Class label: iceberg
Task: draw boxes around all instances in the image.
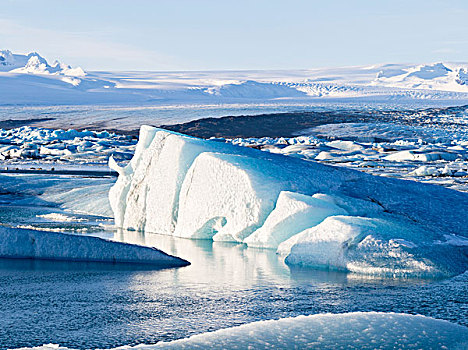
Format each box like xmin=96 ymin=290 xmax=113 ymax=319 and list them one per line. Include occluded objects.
xmin=12 ymin=312 xmax=468 ymax=349
xmin=0 ymin=226 xmax=189 ymax=267
xmin=109 ymin=126 xmax=468 ymax=277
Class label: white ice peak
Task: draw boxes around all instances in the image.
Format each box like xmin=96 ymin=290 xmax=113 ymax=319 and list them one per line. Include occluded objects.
xmin=0 ymin=49 xmax=85 ymax=79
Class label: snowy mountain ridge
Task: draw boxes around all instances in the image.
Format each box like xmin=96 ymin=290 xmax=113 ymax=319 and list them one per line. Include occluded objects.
xmin=0 ymin=49 xmax=468 ymax=105
xmin=373 ymin=62 xmax=468 ymax=92
xmin=0 ymin=49 xmax=86 ymax=86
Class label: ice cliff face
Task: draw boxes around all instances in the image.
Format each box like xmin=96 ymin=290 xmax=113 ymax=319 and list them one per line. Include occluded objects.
xmin=109 ymin=126 xmax=468 ymax=278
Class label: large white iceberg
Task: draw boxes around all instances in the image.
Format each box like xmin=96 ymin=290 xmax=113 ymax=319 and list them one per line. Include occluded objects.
xmin=109 ymin=126 xmax=468 ymax=277
xmin=0 ymin=226 xmax=189 ymax=267
xmin=13 ymin=312 xmax=468 ymax=349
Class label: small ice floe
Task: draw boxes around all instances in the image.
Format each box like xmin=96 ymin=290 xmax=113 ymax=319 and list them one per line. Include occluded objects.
xmin=409 ymin=165 xmax=440 ymax=177
xmin=0 ymin=226 xmax=189 ymax=267
xmin=384 ymin=150 xmax=458 ymax=162
xmin=409 ymin=164 xmax=466 ymax=177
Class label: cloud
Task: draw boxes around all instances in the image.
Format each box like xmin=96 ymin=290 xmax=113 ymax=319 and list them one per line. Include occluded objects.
xmin=0 ymin=19 xmax=185 ymax=70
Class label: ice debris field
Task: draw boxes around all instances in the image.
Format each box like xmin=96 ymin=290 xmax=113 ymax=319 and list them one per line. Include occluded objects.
xmin=0 ymin=127 xmax=135 ymax=166
xmin=108 ymin=126 xmax=468 ymax=278
xmin=12 ymin=312 xmax=468 ymax=349
xmin=226 ymin=125 xmax=468 ymax=193
xmin=1 ymin=106 xmax=468 ymax=191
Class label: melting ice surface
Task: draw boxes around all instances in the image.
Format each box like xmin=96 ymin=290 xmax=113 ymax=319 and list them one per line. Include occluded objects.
xmin=110 ymin=126 xmax=468 ymax=278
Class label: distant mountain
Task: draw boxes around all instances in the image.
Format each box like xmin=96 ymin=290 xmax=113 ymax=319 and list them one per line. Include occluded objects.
xmin=0 ymin=49 xmax=85 ymax=85
xmin=373 ymin=62 xmax=468 ymax=92
xmin=0 ymin=49 xmax=467 ymax=105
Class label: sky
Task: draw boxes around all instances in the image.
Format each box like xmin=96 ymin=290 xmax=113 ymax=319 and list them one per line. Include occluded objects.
xmin=1 ymin=0 xmax=467 ymax=71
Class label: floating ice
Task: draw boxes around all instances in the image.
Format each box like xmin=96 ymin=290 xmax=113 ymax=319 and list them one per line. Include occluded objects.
xmin=384 ymin=149 xmax=458 ymax=162
xmin=281 ymin=215 xmax=465 ymax=277
xmin=226 ymin=120 xmax=468 ymax=192
xmin=0 ymin=226 xmax=189 ymax=267
xmin=0 ymin=126 xmax=135 ymax=165
xmin=12 ymin=312 xmax=468 ymax=349
xmin=110 ymin=126 xmax=468 ymax=277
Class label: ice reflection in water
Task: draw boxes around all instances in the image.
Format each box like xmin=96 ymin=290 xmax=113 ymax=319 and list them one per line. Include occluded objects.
xmin=0 ymin=227 xmax=467 ymax=349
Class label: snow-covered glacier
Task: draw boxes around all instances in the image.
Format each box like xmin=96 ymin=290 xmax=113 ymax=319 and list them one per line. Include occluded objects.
xmin=1 ymin=49 xmax=468 ymax=107
xmin=109 ymin=126 xmax=468 ymax=278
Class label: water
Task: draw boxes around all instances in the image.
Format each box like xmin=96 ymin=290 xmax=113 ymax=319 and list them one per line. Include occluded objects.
xmin=0 ymin=229 xmax=467 ymax=349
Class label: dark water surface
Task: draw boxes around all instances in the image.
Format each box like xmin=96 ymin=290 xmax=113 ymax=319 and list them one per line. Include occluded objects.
xmin=0 ymin=230 xmax=467 ymax=349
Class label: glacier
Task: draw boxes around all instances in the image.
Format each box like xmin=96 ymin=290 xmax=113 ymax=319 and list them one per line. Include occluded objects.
xmin=11 ymin=313 xmax=468 ymax=349
xmin=0 ymin=226 xmax=189 ymax=267
xmin=1 ymin=50 xmax=468 ymax=109
xmin=109 ymin=126 xmax=468 ymax=278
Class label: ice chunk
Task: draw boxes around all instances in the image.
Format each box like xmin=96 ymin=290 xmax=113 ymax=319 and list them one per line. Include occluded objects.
xmin=17 ymin=312 xmax=468 ymax=349
xmin=384 ymin=150 xmax=458 ymax=162
xmin=326 ymin=140 xmax=366 ymax=152
xmin=0 ymin=226 xmax=189 ymax=267
xmin=244 ymin=192 xmax=347 ymax=249
xmin=409 ymin=165 xmax=439 ymax=177
xmin=282 ymin=216 xmax=467 ymax=277
xmin=110 ymin=127 xmax=258 ymax=235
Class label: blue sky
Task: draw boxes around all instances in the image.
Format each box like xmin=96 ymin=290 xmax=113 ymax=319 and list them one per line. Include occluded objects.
xmin=1 ymin=0 xmax=467 ymax=71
